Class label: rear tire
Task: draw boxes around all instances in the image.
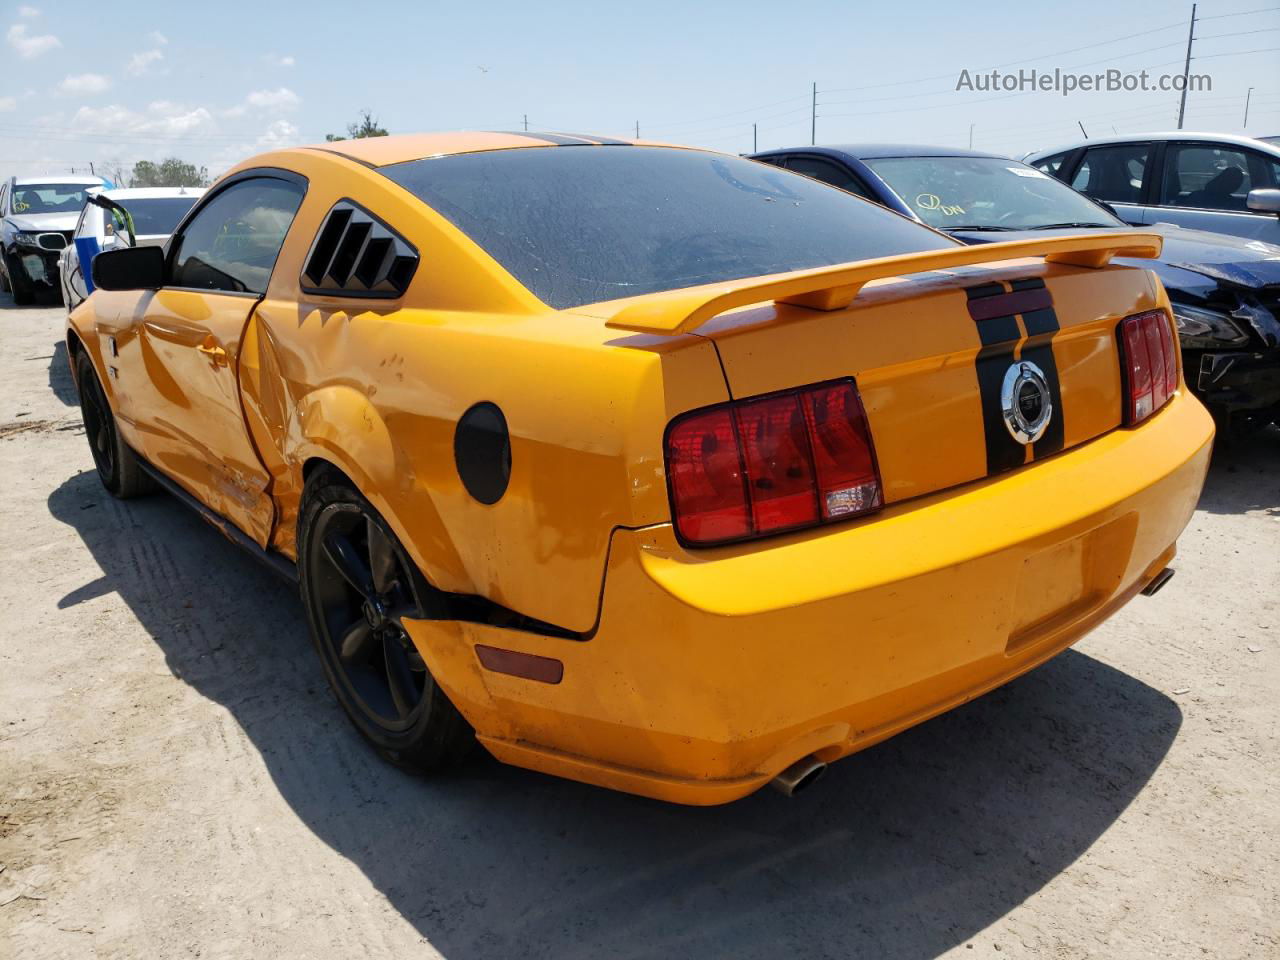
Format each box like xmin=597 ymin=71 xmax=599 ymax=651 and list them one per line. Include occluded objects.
xmin=297 ymin=468 xmax=474 ymax=773
xmin=74 ymin=350 xmax=156 ymax=498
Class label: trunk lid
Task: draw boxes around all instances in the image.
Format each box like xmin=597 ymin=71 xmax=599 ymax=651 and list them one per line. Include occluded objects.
xmin=598 ymin=234 xmax=1166 ymax=505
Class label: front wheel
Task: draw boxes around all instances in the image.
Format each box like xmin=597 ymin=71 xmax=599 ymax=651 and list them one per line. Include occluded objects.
xmin=74 ymin=350 xmax=156 ymax=498
xmin=297 ymin=469 xmax=473 ymax=772
xmin=4 ymin=252 xmax=34 ymax=305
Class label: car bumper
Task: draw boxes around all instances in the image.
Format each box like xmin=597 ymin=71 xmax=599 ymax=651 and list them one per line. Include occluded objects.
xmin=1194 ymin=350 xmax=1280 ymax=413
xmin=10 ymin=246 xmax=62 ymax=288
xmin=405 ymin=391 xmax=1215 ymax=805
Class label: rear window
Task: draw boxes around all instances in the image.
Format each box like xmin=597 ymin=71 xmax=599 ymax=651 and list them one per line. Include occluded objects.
xmin=117 ymin=196 xmax=200 ymax=236
xmin=379 ymin=146 xmax=956 ymax=309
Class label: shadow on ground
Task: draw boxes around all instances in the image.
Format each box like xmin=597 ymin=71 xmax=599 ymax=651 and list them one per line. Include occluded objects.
xmin=49 ymin=469 xmax=1182 ymax=959
xmin=1199 ymin=424 xmax=1280 ymax=516
xmin=47 ymin=339 xmax=76 ymax=407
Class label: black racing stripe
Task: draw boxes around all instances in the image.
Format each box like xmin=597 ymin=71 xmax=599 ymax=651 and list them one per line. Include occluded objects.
xmin=976 ymin=341 xmax=1029 ymax=474
xmin=1020 ymin=306 xmax=1065 ymax=456
xmin=976 ymin=314 xmax=1020 ymax=346
xmin=494 ymin=131 xmax=598 ymax=145
xmin=1009 ymin=277 xmax=1046 ymax=292
xmin=1021 ymin=306 xmax=1059 ymax=338
xmin=966 ymin=282 xmax=1006 ymax=302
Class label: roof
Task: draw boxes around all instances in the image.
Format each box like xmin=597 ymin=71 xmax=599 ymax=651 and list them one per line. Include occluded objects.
xmin=1025 ymin=131 xmax=1280 ymax=160
xmin=11 ymin=174 xmax=104 ymax=186
xmin=303 ymin=131 xmax=648 ymax=167
xmin=98 ymin=186 xmax=207 ymax=200
xmin=753 ymin=143 xmax=1013 ymax=161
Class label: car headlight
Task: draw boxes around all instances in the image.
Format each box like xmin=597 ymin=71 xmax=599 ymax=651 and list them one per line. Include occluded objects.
xmin=1171 ymin=303 xmax=1249 ymax=349
xmin=14 ymin=231 xmax=45 ymax=248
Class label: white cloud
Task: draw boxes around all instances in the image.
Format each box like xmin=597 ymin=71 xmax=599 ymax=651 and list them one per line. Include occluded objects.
xmin=245 ymin=87 xmax=299 ymax=110
xmin=263 ymin=53 xmax=295 ymax=67
xmin=7 ymin=23 xmax=60 ymax=58
xmin=126 ymin=49 xmax=164 ymax=76
xmin=0 ymin=96 xmax=15 ymax=112
xmin=17 ymin=6 xmax=39 ymax=18
xmin=58 ymin=73 xmax=111 ymax=95
xmin=69 ymin=101 xmax=218 ymax=139
xmin=256 ymin=119 xmax=301 ymax=149
xmin=148 ymin=30 xmax=168 ymax=45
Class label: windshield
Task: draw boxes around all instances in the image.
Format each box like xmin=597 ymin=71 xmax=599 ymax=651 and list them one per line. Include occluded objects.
xmin=115 ymin=196 xmax=200 ymax=236
xmin=863 ymin=156 xmax=1121 ymax=231
xmin=10 ymin=183 xmax=95 ymax=215
xmin=380 ymin=146 xmax=956 ymax=309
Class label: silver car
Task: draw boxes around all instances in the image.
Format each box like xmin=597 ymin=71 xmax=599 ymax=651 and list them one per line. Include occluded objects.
xmin=1024 ymin=133 xmax=1280 ymax=243
xmin=0 ymin=175 xmax=104 ymax=304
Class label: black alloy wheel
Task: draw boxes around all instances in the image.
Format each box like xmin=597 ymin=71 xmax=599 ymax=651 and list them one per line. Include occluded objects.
xmin=298 ymin=472 xmax=473 ymax=771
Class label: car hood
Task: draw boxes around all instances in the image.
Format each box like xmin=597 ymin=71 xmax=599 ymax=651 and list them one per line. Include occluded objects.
xmin=948 ymin=224 xmax=1280 ymax=292
xmin=5 ymin=211 xmax=78 ymax=232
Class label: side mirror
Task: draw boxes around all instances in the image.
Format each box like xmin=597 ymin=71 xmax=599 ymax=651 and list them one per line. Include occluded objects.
xmin=1246 ymin=187 xmax=1280 ymax=214
xmin=92 ymin=245 xmax=165 ymax=291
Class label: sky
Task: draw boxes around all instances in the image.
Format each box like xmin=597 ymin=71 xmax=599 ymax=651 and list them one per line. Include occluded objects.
xmin=1 ymin=0 xmax=1278 ymax=182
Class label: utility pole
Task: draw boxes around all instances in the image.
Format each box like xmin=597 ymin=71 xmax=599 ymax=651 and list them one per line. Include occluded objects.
xmin=968 ymin=123 xmax=974 ymax=149
xmin=523 ymin=114 xmax=528 ymax=131
xmin=89 ymin=161 xmax=95 ymax=176
xmin=1177 ymin=4 xmax=1197 ymax=130
xmin=1078 ymin=120 xmax=1089 ymax=139
xmin=753 ymin=123 xmax=758 ymax=153
xmin=811 ymin=82 xmax=817 ymax=146
xmin=1244 ymin=86 xmax=1254 ymax=128
xmin=635 ymin=120 xmax=639 ymax=139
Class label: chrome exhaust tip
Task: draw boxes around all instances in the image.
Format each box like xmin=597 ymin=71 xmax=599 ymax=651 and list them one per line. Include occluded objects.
xmin=1141 ymin=567 xmax=1176 ymax=597
xmin=770 ymin=755 xmax=828 ymax=797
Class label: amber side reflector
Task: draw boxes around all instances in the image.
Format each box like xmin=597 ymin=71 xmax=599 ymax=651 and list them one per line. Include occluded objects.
xmin=475 ymin=645 xmax=564 ymax=684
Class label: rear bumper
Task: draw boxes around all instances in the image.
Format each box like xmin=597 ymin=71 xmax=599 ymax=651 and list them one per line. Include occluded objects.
xmin=405 ymin=391 xmax=1214 ymax=804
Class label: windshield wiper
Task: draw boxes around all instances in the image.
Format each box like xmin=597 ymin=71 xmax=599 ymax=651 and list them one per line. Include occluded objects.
xmin=942 ymin=224 xmax=1018 ymax=232
xmin=1027 ymin=221 xmax=1112 ymax=230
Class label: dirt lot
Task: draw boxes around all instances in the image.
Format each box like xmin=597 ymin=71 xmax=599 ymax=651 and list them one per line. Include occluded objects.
xmin=1 ymin=293 xmax=1277 ymax=960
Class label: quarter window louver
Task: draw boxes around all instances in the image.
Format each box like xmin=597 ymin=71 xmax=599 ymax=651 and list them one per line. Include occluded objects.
xmin=301 ymin=200 xmax=418 ymax=298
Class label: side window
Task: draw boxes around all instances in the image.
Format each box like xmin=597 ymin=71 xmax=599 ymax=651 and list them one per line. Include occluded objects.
xmin=1161 ymin=144 xmax=1253 ymax=210
xmin=1032 ymin=152 xmax=1070 ymax=179
xmin=170 ymin=177 xmax=304 ymax=294
xmin=1071 ymin=144 xmax=1150 ymax=204
xmin=785 ymin=156 xmax=874 ymax=200
xmin=300 ymin=200 xmax=419 ymax=298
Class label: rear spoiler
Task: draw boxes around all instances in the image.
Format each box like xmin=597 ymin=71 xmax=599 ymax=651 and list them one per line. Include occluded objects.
xmin=604 ymin=231 xmax=1162 ymax=336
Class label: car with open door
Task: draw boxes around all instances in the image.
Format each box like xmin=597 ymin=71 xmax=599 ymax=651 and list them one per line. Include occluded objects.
xmin=752 ymin=143 xmax=1280 ymax=434
xmin=68 ymin=132 xmax=1213 ymax=804
xmin=59 ymin=186 xmax=205 ymax=314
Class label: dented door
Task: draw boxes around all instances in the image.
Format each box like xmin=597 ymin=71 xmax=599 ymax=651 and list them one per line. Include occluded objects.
xmin=124 ymin=173 xmax=306 ymax=545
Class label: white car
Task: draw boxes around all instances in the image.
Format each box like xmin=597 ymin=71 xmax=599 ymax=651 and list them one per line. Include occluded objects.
xmin=1023 ymin=132 xmax=1280 ymax=243
xmin=59 ymin=186 xmax=205 ymax=312
xmin=1 ymin=175 xmax=103 ymax=304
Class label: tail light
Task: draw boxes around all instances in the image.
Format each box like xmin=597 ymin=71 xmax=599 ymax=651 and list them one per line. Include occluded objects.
xmin=665 ymin=379 xmax=881 ymax=547
xmin=1119 ymin=310 xmax=1179 ymax=425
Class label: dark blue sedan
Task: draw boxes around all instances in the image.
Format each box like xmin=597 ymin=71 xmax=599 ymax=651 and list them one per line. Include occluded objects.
xmin=750 ymin=144 xmax=1280 ymax=433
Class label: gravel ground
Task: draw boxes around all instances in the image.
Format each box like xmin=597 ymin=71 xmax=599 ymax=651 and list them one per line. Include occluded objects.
xmin=1 ymin=294 xmax=1277 ymax=960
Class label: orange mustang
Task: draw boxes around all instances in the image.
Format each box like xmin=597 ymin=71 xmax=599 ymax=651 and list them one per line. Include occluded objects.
xmin=69 ymin=132 xmax=1213 ymax=804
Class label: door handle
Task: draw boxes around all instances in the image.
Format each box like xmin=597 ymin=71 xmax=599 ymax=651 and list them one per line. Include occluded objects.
xmin=197 ymin=338 xmax=228 ymax=366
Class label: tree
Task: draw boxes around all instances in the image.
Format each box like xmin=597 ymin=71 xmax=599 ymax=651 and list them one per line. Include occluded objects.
xmin=325 ymin=110 xmax=388 ymax=142
xmin=129 ymin=157 xmax=210 ymax=188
